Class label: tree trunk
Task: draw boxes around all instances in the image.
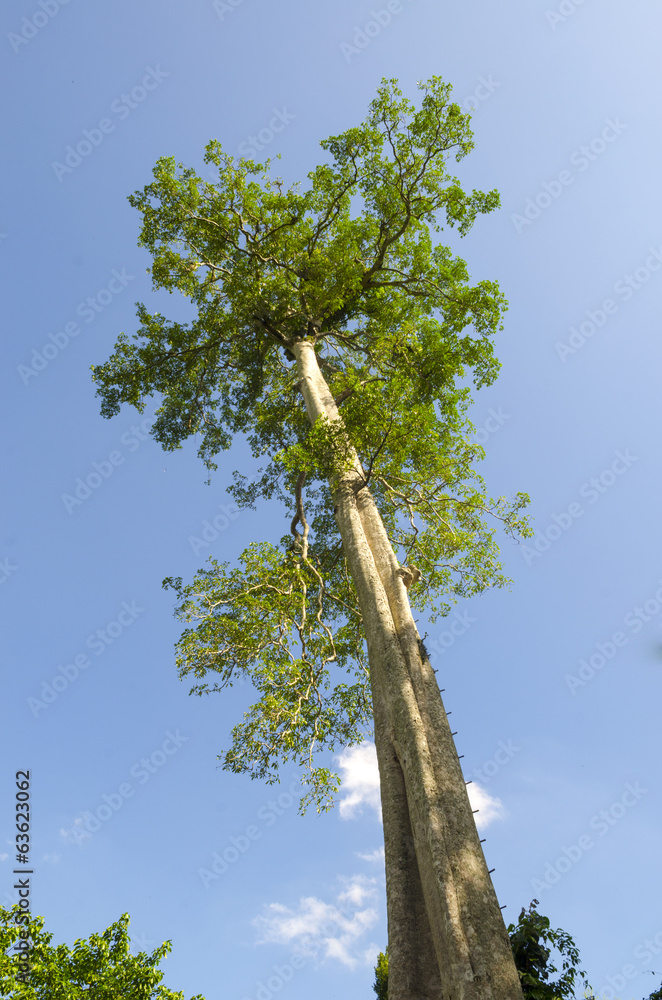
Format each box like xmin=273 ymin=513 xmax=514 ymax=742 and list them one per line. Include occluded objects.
xmin=293 ymin=340 xmax=523 ymax=1000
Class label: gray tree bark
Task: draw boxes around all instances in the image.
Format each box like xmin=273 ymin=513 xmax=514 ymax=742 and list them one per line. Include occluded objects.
xmin=293 ymin=340 xmax=523 ymax=1000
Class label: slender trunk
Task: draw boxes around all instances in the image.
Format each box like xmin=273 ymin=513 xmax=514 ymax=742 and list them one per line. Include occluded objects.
xmin=293 ymin=341 xmax=523 ymax=1000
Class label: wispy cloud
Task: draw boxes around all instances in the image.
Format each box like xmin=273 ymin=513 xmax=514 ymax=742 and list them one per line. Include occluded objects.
xmin=253 ymin=875 xmax=381 ymax=968
xmin=357 ymin=846 xmax=385 ymax=864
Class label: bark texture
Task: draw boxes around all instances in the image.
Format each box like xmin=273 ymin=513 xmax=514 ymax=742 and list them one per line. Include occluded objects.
xmin=294 ymin=340 xmax=523 ymax=1000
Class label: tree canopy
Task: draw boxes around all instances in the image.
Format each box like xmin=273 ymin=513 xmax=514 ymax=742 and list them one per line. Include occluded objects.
xmin=92 ymin=76 xmax=530 ymax=813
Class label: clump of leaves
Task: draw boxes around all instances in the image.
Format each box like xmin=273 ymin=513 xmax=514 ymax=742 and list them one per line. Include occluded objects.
xmin=508 ymin=900 xmax=592 ymax=1000
xmin=372 ymin=948 xmax=388 ymax=1000
xmin=0 ymin=906 xmax=204 ymax=999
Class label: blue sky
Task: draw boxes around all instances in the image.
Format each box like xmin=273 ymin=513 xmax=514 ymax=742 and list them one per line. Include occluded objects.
xmin=2 ymin=1 xmax=662 ymax=998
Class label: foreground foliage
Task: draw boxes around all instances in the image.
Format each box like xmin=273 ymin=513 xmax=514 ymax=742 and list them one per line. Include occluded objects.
xmin=507 ymin=901 xmax=590 ymax=1000
xmin=0 ymin=908 xmax=203 ymax=1000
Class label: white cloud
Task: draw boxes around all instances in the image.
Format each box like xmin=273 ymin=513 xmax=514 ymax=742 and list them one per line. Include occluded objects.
xmin=253 ymin=875 xmax=380 ymax=968
xmin=467 ymin=782 xmax=506 ymax=830
xmin=336 ymin=743 xmax=381 ymax=820
xmin=337 ymin=877 xmax=376 ymax=909
xmin=357 ymin=846 xmax=384 ymax=864
xmin=336 ymin=743 xmax=506 ymax=832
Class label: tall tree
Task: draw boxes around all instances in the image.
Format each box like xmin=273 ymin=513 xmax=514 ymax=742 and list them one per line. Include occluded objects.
xmin=92 ymin=76 xmax=530 ymax=1000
